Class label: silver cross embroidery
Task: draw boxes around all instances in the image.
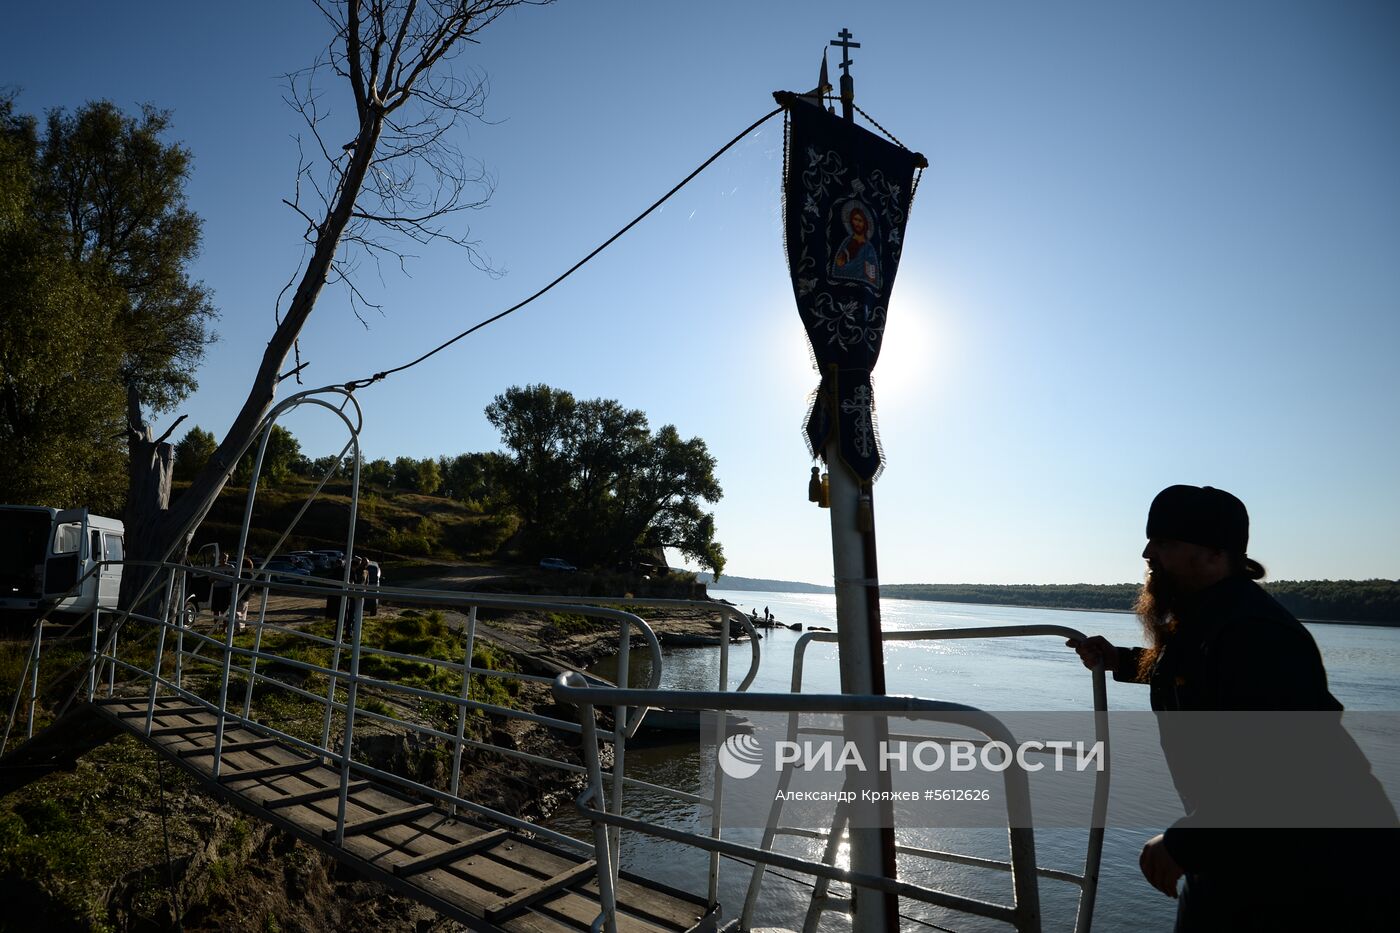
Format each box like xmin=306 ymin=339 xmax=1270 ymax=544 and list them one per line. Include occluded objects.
xmin=841 ymin=384 xmax=875 ymax=458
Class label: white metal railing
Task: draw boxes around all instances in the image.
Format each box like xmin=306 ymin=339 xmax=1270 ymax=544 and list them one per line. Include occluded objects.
xmin=549 ymin=625 xmax=1110 ymax=933
xmin=1 ymin=385 xmax=767 ymax=923
xmin=744 ymin=625 xmax=1110 ymax=933
xmin=553 ymin=675 xmax=1056 ymax=933
xmin=1 ymin=558 xmax=769 ymax=865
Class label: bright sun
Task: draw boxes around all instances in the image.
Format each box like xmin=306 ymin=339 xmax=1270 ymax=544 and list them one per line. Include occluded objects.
xmin=770 ymin=276 xmax=946 ymax=410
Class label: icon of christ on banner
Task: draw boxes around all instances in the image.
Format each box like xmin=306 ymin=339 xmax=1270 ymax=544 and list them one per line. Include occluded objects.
xmin=830 ymin=199 xmax=882 ymax=291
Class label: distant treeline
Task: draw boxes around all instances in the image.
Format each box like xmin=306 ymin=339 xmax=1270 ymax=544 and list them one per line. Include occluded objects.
xmin=698 ymin=573 xmax=834 ymax=594
xmin=880 ymin=581 xmax=1400 ymax=625
xmin=881 ymin=583 xmax=1138 ymax=612
xmin=709 ymin=576 xmax=1400 ymax=625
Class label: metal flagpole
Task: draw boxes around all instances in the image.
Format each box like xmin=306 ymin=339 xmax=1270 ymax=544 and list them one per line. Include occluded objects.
xmin=825 ymin=28 xmax=900 ymax=933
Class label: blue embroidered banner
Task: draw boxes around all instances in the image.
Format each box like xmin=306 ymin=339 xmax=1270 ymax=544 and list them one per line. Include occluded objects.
xmin=783 ymin=98 xmax=920 ymax=481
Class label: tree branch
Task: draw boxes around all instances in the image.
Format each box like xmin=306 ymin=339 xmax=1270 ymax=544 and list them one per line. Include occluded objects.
xmin=153 ymin=414 xmax=188 ymax=446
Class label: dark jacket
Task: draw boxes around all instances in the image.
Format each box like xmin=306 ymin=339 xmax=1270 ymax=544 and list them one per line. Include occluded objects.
xmin=1112 ymin=575 xmax=1341 ymax=712
xmin=1112 ymin=576 xmax=1396 ymax=926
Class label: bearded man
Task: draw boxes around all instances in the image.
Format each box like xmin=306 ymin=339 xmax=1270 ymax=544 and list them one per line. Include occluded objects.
xmin=1069 ymin=484 xmax=1395 ymax=931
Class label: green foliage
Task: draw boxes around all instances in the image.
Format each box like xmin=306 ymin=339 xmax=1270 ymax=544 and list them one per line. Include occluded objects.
xmin=363 ymin=457 xmax=394 ymax=487
xmin=436 ymin=451 xmax=511 ymax=510
xmin=191 ymin=474 xmax=513 ymax=561
xmin=34 ymin=99 xmax=217 ymax=415
xmin=485 ymin=384 xmax=725 ymax=575
xmin=0 ymin=99 xmax=127 ymax=511
xmin=879 ymin=580 xmax=1400 ymax=624
xmin=174 ymin=425 xmax=218 ymax=481
xmin=468 ymin=641 xmax=520 ymax=711
xmin=0 ymin=734 xmax=177 ymax=926
xmin=0 ymin=94 xmax=217 ymax=510
xmin=1263 ymin=579 xmax=1400 ymax=624
xmin=393 ymin=456 xmax=420 ymax=490
xmin=540 ymin=611 xmax=613 ymax=637
xmin=416 ymin=458 xmax=442 ymax=495
xmin=372 ymin=515 xmax=443 ymax=556
xmin=881 ymin=583 xmax=1142 ymax=612
xmin=233 ymin=424 xmax=303 ymax=488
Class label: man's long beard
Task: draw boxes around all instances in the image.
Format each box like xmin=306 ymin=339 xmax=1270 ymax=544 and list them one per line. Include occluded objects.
xmin=1133 ymin=569 xmax=1180 ymax=677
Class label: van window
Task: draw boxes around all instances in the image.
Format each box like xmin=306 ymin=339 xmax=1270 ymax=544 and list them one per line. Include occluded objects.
xmin=53 ymin=523 xmax=82 ymax=554
xmin=92 ymin=530 xmax=102 ymax=562
xmin=104 ymin=534 xmax=124 ymax=561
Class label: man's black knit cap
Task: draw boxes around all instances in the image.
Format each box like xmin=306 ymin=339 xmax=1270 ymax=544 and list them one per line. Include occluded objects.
xmin=1146 ymin=485 xmax=1249 ymax=552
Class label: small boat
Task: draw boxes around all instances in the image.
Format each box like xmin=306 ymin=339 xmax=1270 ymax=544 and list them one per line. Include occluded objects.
xmin=634 ymin=708 xmax=753 ymax=736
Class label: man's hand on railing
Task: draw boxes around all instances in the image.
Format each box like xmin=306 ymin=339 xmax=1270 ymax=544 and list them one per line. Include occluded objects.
xmin=1065 ymin=635 xmax=1117 ymax=672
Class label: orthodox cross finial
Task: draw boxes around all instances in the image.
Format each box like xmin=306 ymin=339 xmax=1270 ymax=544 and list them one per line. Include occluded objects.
xmin=830 ymin=28 xmax=860 ymax=78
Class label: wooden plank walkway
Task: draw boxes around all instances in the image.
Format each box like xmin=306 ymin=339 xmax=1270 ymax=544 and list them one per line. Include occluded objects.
xmin=91 ymin=696 xmax=719 ymax=933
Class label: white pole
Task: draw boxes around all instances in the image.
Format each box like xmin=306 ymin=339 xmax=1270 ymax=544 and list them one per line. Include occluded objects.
xmin=825 ymin=432 xmax=898 ymax=933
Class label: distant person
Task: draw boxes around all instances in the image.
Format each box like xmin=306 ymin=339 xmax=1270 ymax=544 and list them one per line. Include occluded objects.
xmin=235 ymin=556 xmax=254 ymax=629
xmin=363 ymin=558 xmax=381 ymax=616
xmin=1068 ymin=485 xmax=1396 ymax=930
xmin=210 ymin=553 xmax=234 ymax=617
xmin=327 ymin=556 xmax=371 ymax=632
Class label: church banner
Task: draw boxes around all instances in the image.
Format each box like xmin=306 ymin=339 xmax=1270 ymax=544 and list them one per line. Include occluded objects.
xmin=782 ymin=97 xmax=920 ymax=481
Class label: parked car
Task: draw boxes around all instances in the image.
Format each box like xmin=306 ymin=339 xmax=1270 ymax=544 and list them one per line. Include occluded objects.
xmin=273 ymin=554 xmax=315 ymax=573
xmin=539 ymin=557 xmax=578 ymax=572
xmin=262 ymin=557 xmax=310 ymax=576
xmin=289 ymin=550 xmax=329 ymax=569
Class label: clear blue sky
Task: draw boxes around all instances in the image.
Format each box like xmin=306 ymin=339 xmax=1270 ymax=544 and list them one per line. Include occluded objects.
xmin=6 ymin=1 xmax=1398 ymax=585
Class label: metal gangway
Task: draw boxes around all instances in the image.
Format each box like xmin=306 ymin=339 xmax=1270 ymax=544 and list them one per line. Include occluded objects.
xmin=1 ymin=384 xmax=767 ymax=932
xmin=2 ymin=558 xmax=764 ymax=932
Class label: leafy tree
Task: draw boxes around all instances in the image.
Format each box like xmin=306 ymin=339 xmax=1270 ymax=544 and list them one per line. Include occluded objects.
xmin=0 ymin=100 xmax=127 ymax=511
xmin=28 ymin=101 xmax=218 ymax=573
xmin=416 ymin=458 xmax=443 ymax=496
xmin=232 ymin=424 xmax=302 ymax=488
xmin=173 ymin=426 xmax=218 ymax=481
xmin=484 ymin=384 xmax=578 ymax=529
xmin=486 ymin=384 xmax=725 ymax=575
xmin=438 ymin=451 xmax=509 ymax=508
xmin=35 ymin=102 xmax=217 ymax=414
xmin=115 ymin=0 xmax=543 ymax=599
xmin=309 ymin=453 xmax=354 ymax=478
xmin=363 ymin=458 xmax=394 ymax=487
xmin=393 ymin=456 xmax=421 ymax=490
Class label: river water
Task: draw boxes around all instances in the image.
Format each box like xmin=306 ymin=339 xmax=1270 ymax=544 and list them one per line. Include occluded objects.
xmin=552 ymin=590 xmax=1400 ymax=932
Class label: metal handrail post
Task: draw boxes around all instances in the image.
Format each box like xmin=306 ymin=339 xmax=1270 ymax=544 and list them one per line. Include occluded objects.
xmin=567 ymin=672 xmax=619 ymax=933
xmin=608 ymin=617 xmax=632 ymax=889
xmin=107 ymin=622 xmax=117 ymax=698
xmin=708 ymin=605 xmax=731 ymax=907
xmin=211 ymin=569 xmax=245 ymax=780
xmin=175 ymin=571 xmax=187 ymax=690
xmin=450 ymin=606 xmax=478 ymax=817
xmin=1074 ymin=666 xmax=1110 ymax=933
xmin=334 ymin=596 xmax=367 ymax=847
xmin=322 ymin=586 xmax=351 ymax=752
xmin=89 ymin=608 xmax=100 ymax=700
xmin=26 ymin=618 xmax=43 ymax=739
xmin=144 ymin=569 xmax=178 ymax=734
xmin=242 ymin=582 xmax=273 ymax=720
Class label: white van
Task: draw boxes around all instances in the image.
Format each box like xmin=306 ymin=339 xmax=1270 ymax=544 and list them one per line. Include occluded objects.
xmin=0 ymin=506 xmax=125 ymax=614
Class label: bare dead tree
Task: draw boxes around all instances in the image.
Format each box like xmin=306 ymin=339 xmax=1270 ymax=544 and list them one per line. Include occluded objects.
xmin=124 ymin=0 xmax=547 ymax=600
